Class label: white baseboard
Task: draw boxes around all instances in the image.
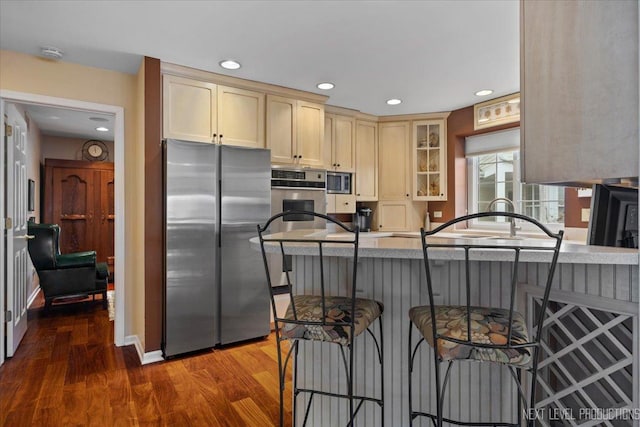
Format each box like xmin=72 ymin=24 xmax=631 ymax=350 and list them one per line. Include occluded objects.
xmin=124 ymin=334 xmax=164 ymax=365
xmin=27 ymin=287 xmax=40 ymax=308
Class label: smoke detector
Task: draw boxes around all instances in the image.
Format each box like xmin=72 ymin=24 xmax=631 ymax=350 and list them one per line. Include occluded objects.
xmin=40 ymin=46 xmax=64 ymax=60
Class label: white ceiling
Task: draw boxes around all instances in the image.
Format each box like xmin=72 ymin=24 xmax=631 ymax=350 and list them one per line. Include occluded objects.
xmin=0 ymin=0 xmax=519 ymax=134
xmin=21 ymin=104 xmax=115 ymax=140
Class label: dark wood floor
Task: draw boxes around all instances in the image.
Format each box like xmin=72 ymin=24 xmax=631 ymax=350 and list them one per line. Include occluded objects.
xmin=0 ymin=293 xmax=292 ymax=426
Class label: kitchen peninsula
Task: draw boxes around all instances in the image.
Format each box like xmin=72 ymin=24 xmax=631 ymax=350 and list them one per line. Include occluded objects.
xmin=251 ymin=231 xmax=639 ymax=426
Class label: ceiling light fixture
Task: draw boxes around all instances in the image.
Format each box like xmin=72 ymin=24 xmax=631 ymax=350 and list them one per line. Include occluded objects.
xmin=475 ymin=89 xmax=493 ymax=97
xmin=317 ymin=82 xmax=334 ymax=90
xmin=49 ymin=116 xmax=60 ymax=120
xmin=89 ymin=116 xmax=109 ymax=122
xmin=96 ymin=127 xmax=109 ymax=132
xmin=40 ymin=46 xmax=64 ymax=60
xmin=219 ymin=60 xmax=241 ymax=70
xmin=386 ymin=98 xmax=402 ymax=106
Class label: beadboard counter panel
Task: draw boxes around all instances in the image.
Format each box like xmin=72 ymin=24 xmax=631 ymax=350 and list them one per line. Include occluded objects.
xmin=251 ymin=232 xmax=639 ymax=426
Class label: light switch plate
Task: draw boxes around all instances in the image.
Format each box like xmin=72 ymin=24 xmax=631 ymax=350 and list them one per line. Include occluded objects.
xmin=433 ymin=211 xmax=442 ymax=218
xmin=581 ymin=208 xmax=590 ymax=222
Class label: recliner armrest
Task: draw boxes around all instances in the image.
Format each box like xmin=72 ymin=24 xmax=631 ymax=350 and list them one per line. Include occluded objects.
xmin=56 ymin=251 xmax=96 ymax=268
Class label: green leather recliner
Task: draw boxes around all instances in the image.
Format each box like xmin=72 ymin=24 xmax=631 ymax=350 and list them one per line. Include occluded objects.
xmin=27 ymin=222 xmax=109 ymax=310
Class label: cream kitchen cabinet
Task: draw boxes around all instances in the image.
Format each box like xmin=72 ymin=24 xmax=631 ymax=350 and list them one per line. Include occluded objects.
xmin=521 ymin=0 xmax=638 ymax=184
xmin=378 ymin=121 xmax=411 ymax=201
xmin=377 ymin=121 xmax=412 ymax=231
xmin=324 ymin=114 xmax=355 ymax=172
xmin=354 ymin=120 xmax=378 ymax=201
xmin=412 ymin=119 xmax=447 ymax=201
xmin=267 ymin=95 xmax=325 ymax=167
xmin=377 ymin=201 xmax=412 ymax=231
xmin=163 ymin=75 xmax=265 ymax=148
xmin=326 ymin=194 xmax=356 ymax=214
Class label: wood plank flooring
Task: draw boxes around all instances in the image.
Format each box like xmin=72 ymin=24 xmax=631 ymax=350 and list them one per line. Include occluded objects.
xmin=0 ymin=293 xmax=292 ymax=426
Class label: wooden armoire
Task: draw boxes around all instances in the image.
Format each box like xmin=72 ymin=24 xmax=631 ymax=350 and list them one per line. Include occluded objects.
xmin=43 ymin=159 xmax=115 ymax=279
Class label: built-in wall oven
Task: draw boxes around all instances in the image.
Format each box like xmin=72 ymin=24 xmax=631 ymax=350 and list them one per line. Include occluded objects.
xmin=269 ymin=167 xmax=326 ymax=289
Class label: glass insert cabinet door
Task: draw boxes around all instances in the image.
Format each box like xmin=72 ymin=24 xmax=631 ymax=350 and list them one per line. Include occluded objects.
xmin=413 ymin=119 xmax=447 ymax=201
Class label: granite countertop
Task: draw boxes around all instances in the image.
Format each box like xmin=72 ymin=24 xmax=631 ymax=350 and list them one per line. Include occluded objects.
xmin=251 ymin=229 xmax=639 ymax=265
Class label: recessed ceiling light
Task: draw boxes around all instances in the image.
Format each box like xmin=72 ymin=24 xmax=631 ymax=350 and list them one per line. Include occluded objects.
xmin=89 ymin=116 xmax=109 ymax=122
xmin=475 ymin=89 xmax=494 ymax=97
xmin=96 ymin=127 xmax=109 ymax=132
xmin=317 ymin=82 xmax=334 ymax=90
xmin=386 ymin=98 xmax=402 ymax=106
xmin=219 ymin=60 xmax=241 ymax=70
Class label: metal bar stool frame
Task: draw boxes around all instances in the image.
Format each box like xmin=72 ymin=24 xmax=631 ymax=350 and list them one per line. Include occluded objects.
xmin=257 ymin=210 xmax=384 ymax=427
xmin=408 ymin=212 xmax=563 ymax=427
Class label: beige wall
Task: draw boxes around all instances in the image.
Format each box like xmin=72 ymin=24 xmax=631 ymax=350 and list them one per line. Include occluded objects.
xmin=0 ymin=49 xmax=145 ymax=345
xmin=41 ymin=135 xmax=115 ymax=162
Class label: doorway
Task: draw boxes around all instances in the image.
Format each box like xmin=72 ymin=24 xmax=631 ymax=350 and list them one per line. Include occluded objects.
xmin=0 ymin=91 xmax=126 ymax=365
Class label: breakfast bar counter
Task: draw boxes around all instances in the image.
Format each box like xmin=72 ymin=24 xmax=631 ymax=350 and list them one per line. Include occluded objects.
xmin=251 ymin=231 xmax=639 ymax=426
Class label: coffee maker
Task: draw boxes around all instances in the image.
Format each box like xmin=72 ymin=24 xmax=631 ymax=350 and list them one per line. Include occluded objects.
xmin=356 ymin=207 xmax=373 ymax=232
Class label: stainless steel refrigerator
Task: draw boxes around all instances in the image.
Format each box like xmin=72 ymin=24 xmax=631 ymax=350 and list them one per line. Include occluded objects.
xmin=163 ymin=139 xmax=271 ymax=357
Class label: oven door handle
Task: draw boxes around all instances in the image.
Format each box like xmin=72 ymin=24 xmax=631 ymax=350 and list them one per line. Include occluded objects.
xmin=271 ymin=186 xmax=326 ymax=191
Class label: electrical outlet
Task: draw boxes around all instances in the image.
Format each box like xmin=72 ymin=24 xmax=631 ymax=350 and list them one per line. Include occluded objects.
xmin=433 ymin=211 xmax=442 ymax=218
xmin=581 ymin=208 xmax=590 ymax=222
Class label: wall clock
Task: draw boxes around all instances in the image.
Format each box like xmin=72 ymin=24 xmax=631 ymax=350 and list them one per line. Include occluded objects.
xmin=82 ymin=139 xmax=109 ymax=161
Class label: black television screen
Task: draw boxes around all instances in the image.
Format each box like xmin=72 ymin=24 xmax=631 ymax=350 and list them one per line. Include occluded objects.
xmin=587 ymin=184 xmax=638 ymax=248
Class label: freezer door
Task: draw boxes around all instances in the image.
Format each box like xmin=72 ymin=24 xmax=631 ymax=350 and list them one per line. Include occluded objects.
xmin=220 ymin=146 xmax=271 ymax=344
xmin=164 ymin=139 xmax=218 ymax=357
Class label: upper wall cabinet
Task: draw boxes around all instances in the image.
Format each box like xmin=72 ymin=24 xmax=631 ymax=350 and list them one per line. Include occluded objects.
xmin=267 ymin=95 xmax=324 ymax=167
xmin=354 ymin=120 xmax=378 ymax=201
xmin=378 ymin=121 xmax=411 ymax=202
xmin=521 ymin=1 xmax=638 ymax=184
xmin=324 ymin=114 xmax=355 ymax=172
xmin=163 ymin=75 xmax=216 ymax=143
xmin=163 ymin=75 xmax=265 ymax=148
xmin=412 ymin=119 xmax=446 ymax=201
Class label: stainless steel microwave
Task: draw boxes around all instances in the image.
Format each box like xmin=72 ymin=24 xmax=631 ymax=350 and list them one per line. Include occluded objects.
xmin=326 ymin=171 xmax=352 ymax=194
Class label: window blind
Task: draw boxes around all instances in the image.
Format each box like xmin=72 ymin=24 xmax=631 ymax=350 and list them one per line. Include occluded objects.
xmin=465 ymin=128 xmax=520 ymax=156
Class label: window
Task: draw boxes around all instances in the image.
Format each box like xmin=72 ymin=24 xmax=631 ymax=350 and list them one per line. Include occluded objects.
xmin=466 ymin=129 xmax=564 ymax=227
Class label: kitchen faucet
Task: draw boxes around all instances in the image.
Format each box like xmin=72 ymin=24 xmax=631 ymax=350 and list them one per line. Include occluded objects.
xmin=487 ymin=197 xmax=520 ymax=238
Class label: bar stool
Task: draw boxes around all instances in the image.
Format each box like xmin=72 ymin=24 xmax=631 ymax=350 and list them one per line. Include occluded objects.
xmin=408 ymin=212 xmax=563 ymax=427
xmin=257 ymin=211 xmax=384 ymax=426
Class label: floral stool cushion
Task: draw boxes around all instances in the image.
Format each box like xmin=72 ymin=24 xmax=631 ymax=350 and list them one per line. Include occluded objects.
xmin=281 ymin=295 xmax=383 ymax=346
xmin=409 ymin=305 xmax=531 ymax=366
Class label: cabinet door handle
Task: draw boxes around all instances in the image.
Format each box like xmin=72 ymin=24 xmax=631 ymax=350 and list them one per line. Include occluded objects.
xmin=212 ymin=133 xmax=217 ymax=143
xmin=356 ymin=193 xmax=361 ymax=196
xmin=406 ymin=193 xmax=410 ymax=197
xmin=337 ymin=164 xmax=341 ymax=167
xmin=344 ymin=202 xmax=349 ymax=205
xmin=219 ymin=134 xmax=223 ymax=144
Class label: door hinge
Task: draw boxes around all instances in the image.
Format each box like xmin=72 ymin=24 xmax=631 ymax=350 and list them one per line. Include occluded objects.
xmin=5 ymin=124 xmax=12 ymax=137
xmin=5 ymin=311 xmax=12 ymax=322
xmin=5 ymin=217 xmax=12 ymax=229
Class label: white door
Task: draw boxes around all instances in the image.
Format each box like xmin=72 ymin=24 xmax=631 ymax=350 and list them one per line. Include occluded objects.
xmin=5 ymin=103 xmax=29 ymax=357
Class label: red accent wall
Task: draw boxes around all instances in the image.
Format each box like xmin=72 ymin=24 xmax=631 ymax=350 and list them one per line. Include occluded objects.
xmin=144 ymin=57 xmax=163 ymax=351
